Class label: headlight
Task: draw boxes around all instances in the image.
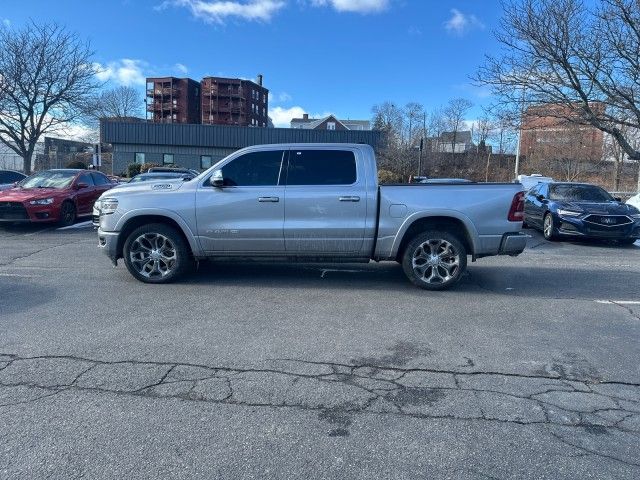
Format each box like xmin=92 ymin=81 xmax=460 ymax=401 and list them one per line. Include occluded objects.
xmin=99 ymin=197 xmax=118 ymax=215
xmin=29 ymin=198 xmax=54 ymax=205
xmin=557 ymin=209 xmax=581 ymax=217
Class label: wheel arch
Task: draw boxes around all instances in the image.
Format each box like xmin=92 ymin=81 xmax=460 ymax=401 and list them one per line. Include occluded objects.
xmin=394 ymin=215 xmax=476 ymax=261
xmin=115 ymin=214 xmax=198 ymax=260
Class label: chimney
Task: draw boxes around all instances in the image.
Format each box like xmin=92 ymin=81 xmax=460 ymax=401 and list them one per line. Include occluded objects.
xmin=303 ymin=113 xmax=309 ymax=120
xmin=257 ymin=74 xmax=263 ymax=86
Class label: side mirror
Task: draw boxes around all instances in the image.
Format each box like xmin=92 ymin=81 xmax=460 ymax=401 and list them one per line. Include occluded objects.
xmin=211 ymin=170 xmax=224 ymax=188
xmin=76 ymin=182 xmax=89 ymax=190
xmin=536 ymin=194 xmax=545 ymax=202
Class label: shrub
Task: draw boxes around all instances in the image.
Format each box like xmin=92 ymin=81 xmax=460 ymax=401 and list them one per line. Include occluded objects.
xmin=378 ymin=169 xmax=402 ymax=184
xmin=139 ymin=162 xmax=161 ymax=173
xmin=127 ymin=163 xmax=141 ymax=178
xmin=66 ymin=160 xmax=88 ymax=169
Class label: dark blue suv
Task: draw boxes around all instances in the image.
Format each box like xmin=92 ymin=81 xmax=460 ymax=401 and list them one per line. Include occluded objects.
xmin=523 ymin=182 xmax=640 ymax=244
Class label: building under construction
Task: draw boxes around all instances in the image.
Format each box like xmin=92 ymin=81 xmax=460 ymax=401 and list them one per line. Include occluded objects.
xmin=201 ymin=75 xmax=268 ymax=127
xmin=146 ymin=77 xmax=201 ymax=124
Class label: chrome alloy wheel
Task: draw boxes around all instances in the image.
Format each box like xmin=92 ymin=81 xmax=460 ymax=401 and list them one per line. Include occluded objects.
xmin=128 ymin=232 xmax=177 ymax=278
xmin=411 ymin=238 xmax=460 ymax=285
xmin=543 ymin=214 xmax=553 ymax=238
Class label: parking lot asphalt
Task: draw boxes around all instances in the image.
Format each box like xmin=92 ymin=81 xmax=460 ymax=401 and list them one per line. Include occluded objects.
xmin=0 ymin=222 xmax=639 ymax=479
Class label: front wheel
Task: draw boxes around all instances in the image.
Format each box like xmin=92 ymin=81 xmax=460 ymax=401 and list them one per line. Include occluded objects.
xmin=59 ymin=201 xmax=76 ymax=227
xmin=543 ymin=213 xmax=556 ymax=241
xmin=618 ymin=238 xmax=638 ymax=246
xmin=401 ymin=231 xmax=467 ymax=290
xmin=123 ymin=223 xmax=191 ymax=283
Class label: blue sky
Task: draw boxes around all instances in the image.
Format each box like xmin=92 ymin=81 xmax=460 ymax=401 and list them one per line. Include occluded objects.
xmin=1 ymin=0 xmax=503 ymax=126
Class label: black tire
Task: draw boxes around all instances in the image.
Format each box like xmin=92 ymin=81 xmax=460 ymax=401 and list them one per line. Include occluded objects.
xmin=542 ymin=213 xmax=556 ymax=241
xmin=401 ymin=230 xmax=467 ymax=291
xmin=59 ymin=201 xmax=76 ymax=227
xmin=123 ymin=223 xmax=192 ymax=284
xmin=618 ymin=238 xmax=638 ymax=246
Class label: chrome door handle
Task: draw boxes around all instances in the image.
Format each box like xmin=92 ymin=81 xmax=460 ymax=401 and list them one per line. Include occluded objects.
xmin=258 ymin=196 xmax=279 ymax=202
xmin=339 ymin=196 xmax=360 ymax=202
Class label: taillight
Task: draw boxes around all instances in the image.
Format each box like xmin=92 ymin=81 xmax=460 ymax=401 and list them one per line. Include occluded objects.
xmin=508 ymin=191 xmax=525 ymax=222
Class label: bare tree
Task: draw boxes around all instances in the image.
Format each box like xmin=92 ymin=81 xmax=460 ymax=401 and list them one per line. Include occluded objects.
xmin=443 ymin=98 xmax=473 ymax=153
xmin=88 ymin=86 xmax=143 ymax=121
xmin=0 ymin=23 xmax=97 ymax=174
xmin=476 ymin=0 xmax=640 ymax=163
xmin=404 ymin=102 xmax=424 ymax=146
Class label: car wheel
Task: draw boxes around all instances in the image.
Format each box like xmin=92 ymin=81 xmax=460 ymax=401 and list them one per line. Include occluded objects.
xmin=123 ymin=223 xmax=191 ymax=284
xmin=401 ymin=230 xmax=467 ymax=291
xmin=618 ymin=238 xmax=637 ymax=246
xmin=59 ymin=201 xmax=76 ymax=227
xmin=543 ymin=213 xmax=556 ymax=240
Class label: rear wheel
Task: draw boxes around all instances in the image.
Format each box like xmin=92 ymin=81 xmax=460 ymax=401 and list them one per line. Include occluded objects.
xmin=401 ymin=231 xmax=467 ymax=290
xmin=123 ymin=223 xmax=191 ymax=283
xmin=543 ymin=213 xmax=556 ymax=241
xmin=59 ymin=201 xmax=76 ymax=227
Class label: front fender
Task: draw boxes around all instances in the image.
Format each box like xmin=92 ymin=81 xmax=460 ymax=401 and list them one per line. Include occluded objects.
xmin=114 ymin=208 xmax=203 ymax=257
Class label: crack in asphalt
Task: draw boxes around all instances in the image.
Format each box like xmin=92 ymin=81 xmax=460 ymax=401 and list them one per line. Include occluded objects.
xmin=0 ymin=239 xmax=91 ymax=267
xmin=0 ymin=352 xmax=639 ymax=467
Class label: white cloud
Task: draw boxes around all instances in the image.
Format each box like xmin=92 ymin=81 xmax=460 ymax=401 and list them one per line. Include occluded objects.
xmin=270 ymin=106 xmax=306 ymax=127
xmin=175 ymin=63 xmax=189 ymax=74
xmin=278 ymin=92 xmax=292 ymax=102
xmin=310 ymin=0 xmax=389 ymax=13
xmin=408 ymin=25 xmax=421 ymax=36
xmin=444 ymin=9 xmax=484 ymax=36
xmin=94 ymin=59 xmax=147 ymax=86
xmin=160 ymin=0 xmax=286 ymax=24
xmin=1 ymin=18 xmax=10 ymax=28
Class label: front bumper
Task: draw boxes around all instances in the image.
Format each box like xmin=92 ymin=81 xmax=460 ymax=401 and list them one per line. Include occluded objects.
xmin=555 ymin=214 xmax=640 ymax=239
xmin=498 ymin=232 xmax=528 ymax=256
xmin=0 ymin=201 xmax=61 ymax=223
xmin=97 ymin=228 xmax=120 ymax=265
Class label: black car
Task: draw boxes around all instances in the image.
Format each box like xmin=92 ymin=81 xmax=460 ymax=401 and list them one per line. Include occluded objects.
xmin=0 ymin=169 xmax=27 ymax=190
xmin=523 ymin=182 xmax=640 ymax=244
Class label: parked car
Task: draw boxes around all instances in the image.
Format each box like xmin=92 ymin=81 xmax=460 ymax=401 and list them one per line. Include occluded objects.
xmin=0 ymin=169 xmax=115 ymax=226
xmin=627 ymin=192 xmax=640 ymax=211
xmin=0 ymin=170 xmax=27 ymax=191
xmin=147 ymin=167 xmax=200 ymax=176
xmin=523 ymin=182 xmax=640 ymax=244
xmin=95 ymin=143 xmax=527 ymax=290
xmin=517 ymin=174 xmax=554 ymax=191
xmin=126 ymin=172 xmax=196 ymax=185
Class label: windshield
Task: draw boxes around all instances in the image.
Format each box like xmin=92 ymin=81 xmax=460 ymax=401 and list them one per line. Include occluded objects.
xmin=19 ymin=171 xmax=77 ymax=189
xmin=549 ymin=184 xmax=613 ymax=202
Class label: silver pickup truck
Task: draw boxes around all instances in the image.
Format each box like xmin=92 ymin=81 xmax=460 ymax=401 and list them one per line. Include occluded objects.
xmin=95 ymin=143 xmax=527 ymax=290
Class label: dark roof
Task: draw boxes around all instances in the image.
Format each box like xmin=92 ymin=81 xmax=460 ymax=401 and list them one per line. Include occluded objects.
xmin=439 ymin=130 xmax=473 ymax=143
xmin=101 ymin=121 xmax=382 ymax=149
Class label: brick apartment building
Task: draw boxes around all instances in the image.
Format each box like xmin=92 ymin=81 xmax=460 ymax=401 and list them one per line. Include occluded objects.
xmin=146 ymin=75 xmax=268 ymax=127
xmin=201 ymin=75 xmax=268 ymax=127
xmin=146 ymin=77 xmax=201 ymax=124
xmin=519 ymin=103 xmax=605 ymax=162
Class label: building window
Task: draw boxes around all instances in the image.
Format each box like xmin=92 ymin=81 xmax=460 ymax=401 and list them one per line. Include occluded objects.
xmin=135 ymin=152 xmax=145 ymax=164
xmin=163 ymin=153 xmax=174 ymax=165
xmin=327 ymin=122 xmax=336 ymax=130
xmin=201 ymin=155 xmax=212 ymax=170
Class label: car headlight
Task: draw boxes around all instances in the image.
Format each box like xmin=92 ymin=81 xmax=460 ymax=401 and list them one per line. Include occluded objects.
xmin=557 ymin=209 xmax=581 ymax=217
xmin=99 ymin=197 xmax=118 ymax=215
xmin=29 ymin=198 xmax=54 ymax=205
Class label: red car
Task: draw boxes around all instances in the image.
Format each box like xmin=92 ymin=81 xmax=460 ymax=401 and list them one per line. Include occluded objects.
xmin=0 ymin=169 xmax=115 ymax=226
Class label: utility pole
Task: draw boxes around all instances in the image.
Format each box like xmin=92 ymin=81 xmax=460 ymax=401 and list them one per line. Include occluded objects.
xmin=418 ymin=138 xmax=424 ymax=177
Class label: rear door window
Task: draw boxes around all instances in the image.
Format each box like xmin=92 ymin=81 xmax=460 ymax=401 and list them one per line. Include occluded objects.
xmin=77 ymin=173 xmax=95 ymax=186
xmin=286 ymin=150 xmax=356 ymax=186
xmin=91 ymin=172 xmax=110 ymax=186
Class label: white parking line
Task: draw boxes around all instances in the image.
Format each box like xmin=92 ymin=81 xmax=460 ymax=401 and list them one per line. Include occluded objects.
xmin=595 ymin=300 xmax=640 ymax=305
xmin=56 ymin=220 xmax=93 ymax=231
